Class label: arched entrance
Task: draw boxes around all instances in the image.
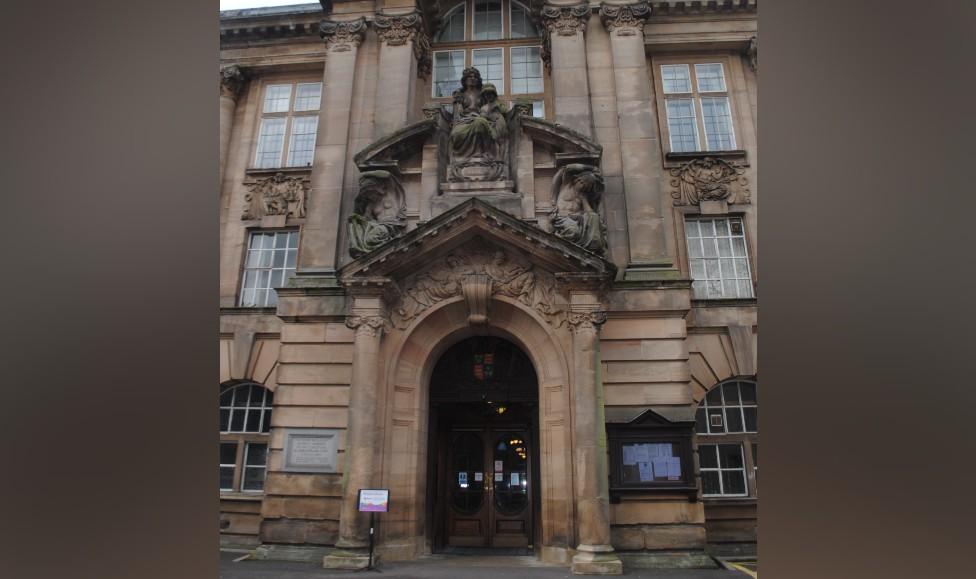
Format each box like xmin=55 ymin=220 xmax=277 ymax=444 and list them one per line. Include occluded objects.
xmin=426 ymin=336 xmax=541 ymax=553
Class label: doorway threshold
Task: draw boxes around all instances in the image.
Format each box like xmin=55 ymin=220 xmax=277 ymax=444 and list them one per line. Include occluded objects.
xmin=438 ymin=546 xmax=534 ymax=557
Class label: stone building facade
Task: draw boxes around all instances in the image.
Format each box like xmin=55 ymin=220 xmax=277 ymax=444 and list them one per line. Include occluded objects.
xmin=219 ymin=1 xmax=758 ymax=573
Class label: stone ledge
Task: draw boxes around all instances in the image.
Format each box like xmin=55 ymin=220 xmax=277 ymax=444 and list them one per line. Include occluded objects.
xmin=251 ymin=543 xmax=336 ymax=562
xmin=617 ymin=551 xmax=718 ymax=569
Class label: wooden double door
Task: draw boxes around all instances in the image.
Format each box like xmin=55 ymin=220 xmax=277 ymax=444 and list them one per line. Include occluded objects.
xmin=442 ymin=425 xmax=534 ymax=549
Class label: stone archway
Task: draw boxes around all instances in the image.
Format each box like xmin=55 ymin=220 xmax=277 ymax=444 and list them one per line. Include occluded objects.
xmin=375 ymin=296 xmax=577 ymax=564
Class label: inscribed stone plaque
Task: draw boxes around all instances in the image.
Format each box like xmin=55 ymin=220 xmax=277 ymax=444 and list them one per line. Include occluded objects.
xmin=282 ymin=428 xmax=339 ymax=473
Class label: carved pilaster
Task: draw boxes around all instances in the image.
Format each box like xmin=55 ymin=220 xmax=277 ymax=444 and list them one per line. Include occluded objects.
xmin=599 ymin=1 xmax=651 ymax=35
xmin=540 ymin=3 xmax=591 ymax=69
xmin=219 ymin=65 xmax=248 ymax=100
xmin=747 ymin=35 xmax=758 ymax=72
xmin=345 ymin=315 xmax=388 ymax=338
xmin=567 ymin=310 xmax=608 ymax=334
xmin=320 ymin=16 xmax=367 ymax=52
xmin=374 ymin=10 xmax=431 ymax=78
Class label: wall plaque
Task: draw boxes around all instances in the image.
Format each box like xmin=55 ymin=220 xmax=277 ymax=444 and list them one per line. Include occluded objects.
xmin=282 ymin=428 xmax=340 ymax=473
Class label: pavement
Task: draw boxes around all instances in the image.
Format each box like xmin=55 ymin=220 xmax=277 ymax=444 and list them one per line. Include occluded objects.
xmin=220 ymin=551 xmax=755 ymax=579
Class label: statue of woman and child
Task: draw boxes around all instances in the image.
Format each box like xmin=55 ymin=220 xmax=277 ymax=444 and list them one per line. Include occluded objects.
xmin=445 ymin=67 xmax=515 ymax=182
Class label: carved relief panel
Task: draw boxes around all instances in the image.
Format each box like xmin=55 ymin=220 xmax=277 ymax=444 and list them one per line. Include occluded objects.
xmin=241 ymin=172 xmax=309 ymax=220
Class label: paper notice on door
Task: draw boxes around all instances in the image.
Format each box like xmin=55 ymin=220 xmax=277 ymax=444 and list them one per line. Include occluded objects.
xmin=634 ymin=444 xmax=650 ymax=462
xmin=494 ymin=472 xmax=503 ymax=482
xmin=622 ymin=445 xmax=637 ymax=466
xmin=474 ymin=472 xmax=483 ymax=482
xmin=637 ymin=461 xmax=652 ymax=482
xmin=511 ymin=472 xmax=520 ymax=486
xmin=651 ymin=457 xmax=668 ymax=480
xmin=458 ymin=472 xmax=468 ymax=485
xmin=667 ymin=457 xmax=681 ymax=480
xmin=494 ymin=460 xmax=504 ymax=472
xmin=647 ymin=444 xmax=660 ymax=459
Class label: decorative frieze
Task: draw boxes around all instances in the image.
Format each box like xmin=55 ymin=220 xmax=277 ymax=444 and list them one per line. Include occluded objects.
xmin=319 ymin=16 xmax=367 ymax=52
xmin=392 ymin=247 xmax=565 ymax=330
xmin=219 ymin=65 xmax=248 ymax=100
xmin=599 ymin=1 xmax=651 ymax=35
xmin=345 ymin=315 xmax=389 ymax=338
xmin=241 ymin=172 xmax=308 ymax=220
xmin=669 ymin=157 xmax=750 ymax=206
xmin=540 ymin=3 xmax=591 ymax=69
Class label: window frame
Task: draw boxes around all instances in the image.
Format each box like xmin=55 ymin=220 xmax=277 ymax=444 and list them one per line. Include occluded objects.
xmin=683 ymin=214 xmax=756 ymax=300
xmin=219 ymin=382 xmax=274 ymax=496
xmin=238 ymin=228 xmax=300 ymax=309
xmin=430 ymin=1 xmax=548 ymax=117
xmin=652 ymin=55 xmax=742 ymax=156
xmin=695 ymin=379 xmax=759 ymax=500
xmin=251 ymin=78 xmax=322 ymax=170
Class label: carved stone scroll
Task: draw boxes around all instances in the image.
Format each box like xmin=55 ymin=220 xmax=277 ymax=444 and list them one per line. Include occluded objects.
xmin=320 ymin=17 xmax=367 ymax=52
xmin=461 ymin=274 xmax=492 ymax=326
xmin=669 ymin=157 xmax=750 ymax=206
xmin=598 ymin=1 xmax=651 ymax=35
xmin=242 ymin=172 xmax=308 ymax=220
xmin=392 ymin=247 xmax=565 ymax=330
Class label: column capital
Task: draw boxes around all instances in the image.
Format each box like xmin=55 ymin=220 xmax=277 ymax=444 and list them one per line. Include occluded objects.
xmin=219 ymin=65 xmax=248 ymax=100
xmin=598 ymin=1 xmax=651 ymax=35
xmin=567 ymin=310 xmax=607 ymax=334
xmin=345 ymin=314 xmax=389 ymax=338
xmin=540 ymin=2 xmax=591 ymax=69
xmin=374 ymin=9 xmax=431 ymax=77
xmin=320 ymin=16 xmax=367 ymax=52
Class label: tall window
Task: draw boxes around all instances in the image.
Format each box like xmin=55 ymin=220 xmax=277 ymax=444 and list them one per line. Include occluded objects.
xmin=685 ymin=216 xmax=754 ymax=300
xmin=696 ymin=379 xmax=758 ymax=498
xmin=431 ymin=1 xmax=545 ymax=116
xmin=220 ymin=382 xmax=273 ymax=493
xmin=254 ymin=81 xmax=322 ymax=168
xmin=658 ymin=61 xmax=737 ymax=153
xmin=239 ymin=230 xmax=299 ymax=308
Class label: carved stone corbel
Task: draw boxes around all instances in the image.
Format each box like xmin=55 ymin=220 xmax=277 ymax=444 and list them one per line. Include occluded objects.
xmin=746 ymin=35 xmax=758 ymax=72
xmin=598 ymin=1 xmax=651 ymax=36
xmin=219 ymin=65 xmax=248 ymax=100
xmin=320 ymin=16 xmax=367 ymax=52
xmin=540 ymin=3 xmax=591 ymax=69
xmin=462 ymin=274 xmax=492 ymax=326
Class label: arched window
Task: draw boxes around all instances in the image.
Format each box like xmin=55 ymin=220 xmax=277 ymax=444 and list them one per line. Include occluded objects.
xmin=437 ymin=3 xmax=466 ymax=42
xmin=431 ymin=0 xmax=546 ymax=118
xmin=695 ymin=379 xmax=758 ymax=498
xmin=219 ymin=382 xmax=274 ymax=493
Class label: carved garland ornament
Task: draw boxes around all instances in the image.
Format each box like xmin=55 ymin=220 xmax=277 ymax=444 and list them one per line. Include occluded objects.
xmin=219 ymin=65 xmax=248 ymax=100
xmin=320 ymin=17 xmax=367 ymax=52
xmin=540 ymin=3 xmax=590 ymax=69
xmin=598 ymin=1 xmax=651 ymax=35
xmin=392 ymin=248 xmax=565 ymax=330
xmin=345 ymin=315 xmax=388 ymax=338
xmin=242 ymin=172 xmax=308 ymax=220
xmin=669 ymin=157 xmax=750 ymax=206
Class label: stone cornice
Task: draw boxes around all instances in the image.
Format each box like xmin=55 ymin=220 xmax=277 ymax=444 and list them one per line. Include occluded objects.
xmin=320 ymin=16 xmax=367 ymax=52
xmin=599 ymin=2 xmax=651 ymax=34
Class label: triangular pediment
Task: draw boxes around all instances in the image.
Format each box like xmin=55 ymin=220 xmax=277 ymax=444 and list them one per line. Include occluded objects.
xmin=338 ymin=198 xmax=615 ymax=285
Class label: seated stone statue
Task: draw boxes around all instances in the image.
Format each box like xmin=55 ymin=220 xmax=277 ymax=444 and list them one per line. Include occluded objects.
xmin=347 ymin=170 xmax=406 ymax=258
xmin=446 ymin=68 xmax=512 ymax=182
xmin=550 ymin=164 xmax=608 ymax=256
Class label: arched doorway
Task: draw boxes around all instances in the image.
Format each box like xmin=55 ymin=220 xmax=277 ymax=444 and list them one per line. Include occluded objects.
xmin=425 ymin=336 xmax=541 ymax=554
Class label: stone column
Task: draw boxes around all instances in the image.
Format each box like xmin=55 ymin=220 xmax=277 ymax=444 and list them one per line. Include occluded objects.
xmin=324 ymin=293 xmax=387 ymax=570
xmin=541 ymin=2 xmax=594 ymax=137
xmin=219 ymin=65 xmax=247 ymax=190
xmin=599 ymin=2 xmax=671 ymax=270
xmin=373 ymin=9 xmax=430 ymax=138
xmin=300 ymin=17 xmax=367 ymax=275
xmin=568 ymin=301 xmax=622 ymax=575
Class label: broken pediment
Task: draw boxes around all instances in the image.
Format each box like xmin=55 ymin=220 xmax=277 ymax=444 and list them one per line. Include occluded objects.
xmin=338 ymin=198 xmax=616 ymax=329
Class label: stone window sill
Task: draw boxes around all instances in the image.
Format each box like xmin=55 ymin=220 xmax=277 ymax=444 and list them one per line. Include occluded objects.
xmin=703 ymin=497 xmax=757 ymax=506
xmin=220 ymin=307 xmax=278 ymax=315
xmin=691 ymin=298 xmax=758 ymax=308
xmin=244 ymin=166 xmax=312 ymax=177
xmin=219 ymin=492 xmax=264 ymax=501
xmin=665 ymin=149 xmax=748 ymax=168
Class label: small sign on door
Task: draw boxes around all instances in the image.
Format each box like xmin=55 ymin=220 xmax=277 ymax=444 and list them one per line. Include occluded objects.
xmin=494 ymin=460 xmax=503 ymax=471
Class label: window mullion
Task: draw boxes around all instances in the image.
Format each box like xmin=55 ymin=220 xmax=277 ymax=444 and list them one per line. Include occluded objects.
xmin=233 ymin=439 xmax=245 ymax=491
